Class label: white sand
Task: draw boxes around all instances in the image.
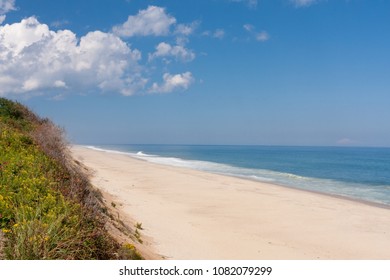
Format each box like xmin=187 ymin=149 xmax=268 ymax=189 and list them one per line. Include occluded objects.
xmin=71 ymin=146 xmax=390 ymax=260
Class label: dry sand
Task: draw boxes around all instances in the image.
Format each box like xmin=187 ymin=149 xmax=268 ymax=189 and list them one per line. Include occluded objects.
xmin=71 ymin=146 xmax=390 ymax=260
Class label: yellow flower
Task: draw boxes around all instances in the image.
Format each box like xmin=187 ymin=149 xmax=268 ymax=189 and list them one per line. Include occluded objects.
xmin=13 ymin=223 xmax=19 ymax=228
xmin=124 ymin=243 xmax=135 ymax=250
xmin=2 ymin=228 xmax=10 ymax=233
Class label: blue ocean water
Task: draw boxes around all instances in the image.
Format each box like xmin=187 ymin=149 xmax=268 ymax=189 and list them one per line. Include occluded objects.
xmin=86 ymin=145 xmax=390 ymax=206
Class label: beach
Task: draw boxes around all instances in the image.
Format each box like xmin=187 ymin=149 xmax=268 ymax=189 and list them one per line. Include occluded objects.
xmin=71 ymin=146 xmax=390 ymax=260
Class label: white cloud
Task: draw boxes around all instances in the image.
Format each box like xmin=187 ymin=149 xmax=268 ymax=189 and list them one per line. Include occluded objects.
xmin=0 ymin=17 xmax=146 ymax=97
xmin=174 ymin=21 xmax=199 ymax=46
xmin=202 ymin=28 xmax=225 ymax=39
xmin=150 ymin=72 xmax=194 ymax=93
xmin=175 ymin=21 xmax=199 ymax=36
xmin=0 ymin=0 xmax=15 ymax=14
xmin=0 ymin=0 xmax=14 ymax=23
xmin=243 ymin=24 xmax=254 ymax=32
xmin=256 ymin=31 xmax=270 ymax=42
xmin=0 ymin=17 xmax=52 ymax=55
xmin=213 ymin=29 xmax=225 ymax=39
xmin=149 ymin=42 xmax=195 ymax=62
xmin=244 ymin=24 xmax=269 ymax=42
xmin=113 ymin=5 xmax=176 ymax=37
xmin=54 ymin=80 xmax=67 ymax=88
xmin=0 ymin=5 xmax=197 ymax=98
xmin=290 ymin=0 xmax=318 ymax=7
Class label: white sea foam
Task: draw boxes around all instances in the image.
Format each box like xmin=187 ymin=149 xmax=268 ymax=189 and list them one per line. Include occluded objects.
xmin=83 ymin=145 xmax=390 ymax=205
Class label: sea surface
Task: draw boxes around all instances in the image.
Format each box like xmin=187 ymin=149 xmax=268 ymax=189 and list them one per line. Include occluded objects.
xmin=85 ymin=144 xmax=390 ymax=206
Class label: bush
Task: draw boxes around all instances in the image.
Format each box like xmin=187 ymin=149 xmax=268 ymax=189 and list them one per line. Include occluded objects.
xmin=0 ymin=98 xmax=131 ymax=259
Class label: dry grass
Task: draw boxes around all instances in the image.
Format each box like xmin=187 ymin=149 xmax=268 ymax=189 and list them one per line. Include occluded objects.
xmin=0 ymin=232 xmax=4 ymax=260
xmin=0 ymin=98 xmax=143 ymax=259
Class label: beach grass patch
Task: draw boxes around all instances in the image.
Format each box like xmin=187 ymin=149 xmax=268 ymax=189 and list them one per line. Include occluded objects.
xmin=0 ymin=97 xmax=133 ymax=259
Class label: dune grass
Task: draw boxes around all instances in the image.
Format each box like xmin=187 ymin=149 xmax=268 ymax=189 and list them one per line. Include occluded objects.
xmin=0 ymin=98 xmax=141 ymax=259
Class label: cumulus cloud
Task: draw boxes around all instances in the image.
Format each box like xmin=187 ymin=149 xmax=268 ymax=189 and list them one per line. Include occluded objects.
xmin=113 ymin=6 xmax=176 ymax=37
xmin=0 ymin=5 xmax=196 ymax=97
xmin=149 ymin=42 xmax=195 ymax=62
xmin=290 ymin=0 xmax=318 ymax=7
xmin=150 ymin=72 xmax=194 ymax=93
xmin=0 ymin=0 xmax=15 ymax=14
xmin=0 ymin=17 xmax=146 ymax=97
xmin=0 ymin=0 xmax=15 ymax=24
xmin=174 ymin=21 xmax=199 ymax=36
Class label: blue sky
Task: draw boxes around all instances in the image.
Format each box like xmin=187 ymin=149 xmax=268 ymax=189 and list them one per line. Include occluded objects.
xmin=1 ymin=0 xmax=389 ymax=146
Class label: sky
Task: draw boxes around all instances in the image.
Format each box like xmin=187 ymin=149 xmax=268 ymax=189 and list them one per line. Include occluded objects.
xmin=0 ymin=0 xmax=389 ymax=146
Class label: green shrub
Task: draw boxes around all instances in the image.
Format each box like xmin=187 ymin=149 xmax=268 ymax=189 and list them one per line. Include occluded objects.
xmin=0 ymin=98 xmax=129 ymax=259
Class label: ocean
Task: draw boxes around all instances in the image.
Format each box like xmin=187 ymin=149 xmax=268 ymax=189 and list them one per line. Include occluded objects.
xmin=86 ymin=145 xmax=390 ymax=206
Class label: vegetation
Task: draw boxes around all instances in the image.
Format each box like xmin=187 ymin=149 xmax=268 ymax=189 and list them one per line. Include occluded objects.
xmin=135 ymin=222 xmax=143 ymax=230
xmin=0 ymin=98 xmax=142 ymax=259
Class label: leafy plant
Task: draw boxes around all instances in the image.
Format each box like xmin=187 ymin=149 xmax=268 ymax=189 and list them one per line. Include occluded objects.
xmin=0 ymin=97 xmax=137 ymax=259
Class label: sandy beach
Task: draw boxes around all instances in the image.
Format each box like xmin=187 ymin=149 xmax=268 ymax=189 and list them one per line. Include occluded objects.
xmin=71 ymin=146 xmax=390 ymax=260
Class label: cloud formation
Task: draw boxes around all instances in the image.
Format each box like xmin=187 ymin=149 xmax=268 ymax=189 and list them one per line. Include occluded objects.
xmin=150 ymin=72 xmax=194 ymax=93
xmin=174 ymin=21 xmax=199 ymax=36
xmin=0 ymin=0 xmax=15 ymax=24
xmin=0 ymin=17 xmax=145 ymax=97
xmin=243 ymin=24 xmax=269 ymax=42
xmin=0 ymin=5 xmax=197 ymax=98
xmin=113 ymin=6 xmax=176 ymax=37
xmin=0 ymin=0 xmax=15 ymax=14
xmin=213 ymin=29 xmax=225 ymax=39
xmin=202 ymin=28 xmax=225 ymax=39
xmin=149 ymin=42 xmax=195 ymax=62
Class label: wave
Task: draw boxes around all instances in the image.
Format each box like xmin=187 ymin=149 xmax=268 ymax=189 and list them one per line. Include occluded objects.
xmin=84 ymin=145 xmax=390 ymax=206
xmin=136 ymin=151 xmax=156 ymax=157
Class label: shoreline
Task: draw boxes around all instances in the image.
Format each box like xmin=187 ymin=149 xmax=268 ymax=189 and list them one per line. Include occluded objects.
xmin=242 ymin=175 xmax=390 ymax=211
xmin=71 ymin=145 xmax=390 ymax=259
xmin=82 ymin=145 xmax=390 ymax=209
